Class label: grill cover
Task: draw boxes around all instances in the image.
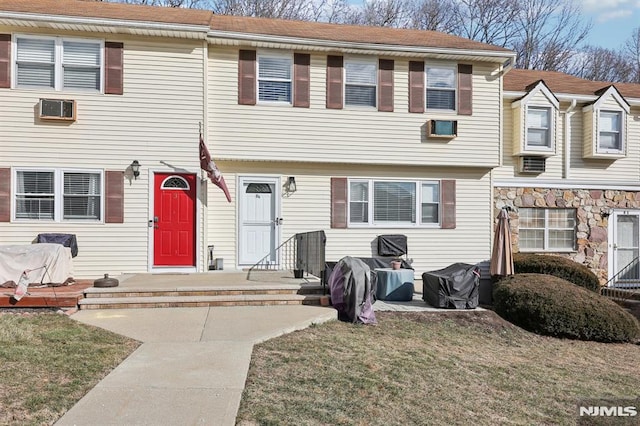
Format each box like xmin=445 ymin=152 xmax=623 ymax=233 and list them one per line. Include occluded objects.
xmin=422 ymin=263 xmax=480 ymax=309
xmin=36 ymin=233 xmax=78 ymax=258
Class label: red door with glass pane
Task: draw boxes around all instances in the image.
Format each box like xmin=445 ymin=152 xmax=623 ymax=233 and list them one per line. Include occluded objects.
xmin=153 ymin=173 xmax=196 ymax=266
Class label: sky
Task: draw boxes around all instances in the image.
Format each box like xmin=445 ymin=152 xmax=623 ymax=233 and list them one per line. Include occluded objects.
xmin=581 ymin=0 xmax=640 ymax=49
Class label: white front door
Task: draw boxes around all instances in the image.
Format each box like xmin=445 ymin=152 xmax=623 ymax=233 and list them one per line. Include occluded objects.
xmin=238 ymin=177 xmax=279 ymax=266
xmin=610 ymin=210 xmax=640 ymax=287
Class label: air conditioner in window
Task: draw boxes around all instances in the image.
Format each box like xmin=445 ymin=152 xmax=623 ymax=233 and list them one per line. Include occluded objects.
xmin=427 ymin=119 xmax=457 ymax=139
xmin=39 ymin=99 xmax=76 ymax=121
xmin=519 ymin=156 xmax=546 ymax=173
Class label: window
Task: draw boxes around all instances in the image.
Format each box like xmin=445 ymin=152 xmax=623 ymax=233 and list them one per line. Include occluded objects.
xmin=15 ymin=35 xmax=102 ymax=91
xmin=519 ymin=208 xmax=576 ymax=252
xmin=426 ymin=66 xmax=456 ymax=111
xmin=526 ymin=107 xmax=551 ymax=149
xmin=15 ymin=169 xmax=102 ymax=221
xmin=257 ymin=54 xmax=292 ymax=103
xmin=345 ymin=59 xmax=377 ymax=107
xmin=348 ymin=180 xmax=439 ymax=226
xmin=598 ymin=110 xmax=622 ymax=153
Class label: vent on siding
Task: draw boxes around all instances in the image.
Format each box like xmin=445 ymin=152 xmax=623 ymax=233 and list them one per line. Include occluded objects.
xmin=39 ymin=99 xmax=76 ymax=121
xmin=519 ymin=156 xmax=546 ymax=173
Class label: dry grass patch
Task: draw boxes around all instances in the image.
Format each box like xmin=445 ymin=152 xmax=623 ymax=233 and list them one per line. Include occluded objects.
xmin=0 ymin=312 xmax=139 ymax=425
xmin=237 ymin=311 xmax=640 ymax=425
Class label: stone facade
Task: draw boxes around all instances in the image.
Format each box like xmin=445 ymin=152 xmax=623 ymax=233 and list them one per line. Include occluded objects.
xmin=494 ymin=187 xmax=640 ymax=284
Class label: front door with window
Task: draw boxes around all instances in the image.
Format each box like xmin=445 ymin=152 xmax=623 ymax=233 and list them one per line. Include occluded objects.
xmin=238 ymin=177 xmax=279 ymax=266
xmin=610 ymin=210 xmax=640 ymax=287
xmin=153 ymin=173 xmax=196 ymax=267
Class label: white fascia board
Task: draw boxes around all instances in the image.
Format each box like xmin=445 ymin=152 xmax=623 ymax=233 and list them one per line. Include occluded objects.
xmin=207 ymin=29 xmax=517 ymax=62
xmin=493 ymin=179 xmax=640 ymax=191
xmin=505 ymin=90 xmax=640 ymax=107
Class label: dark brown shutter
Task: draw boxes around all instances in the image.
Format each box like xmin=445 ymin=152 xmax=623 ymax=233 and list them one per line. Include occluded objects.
xmin=105 ymin=170 xmax=124 ymax=224
xmin=330 ymin=177 xmax=347 ymax=229
xmin=458 ymin=64 xmax=472 ymax=116
xmin=409 ymin=61 xmax=425 ymax=113
xmin=238 ymin=50 xmax=256 ymax=105
xmin=0 ymin=34 xmax=10 ymax=89
xmin=441 ymin=179 xmax=456 ymax=229
xmin=0 ymin=168 xmax=10 ymax=222
xmin=293 ymin=53 xmax=310 ymax=108
xmin=378 ymin=59 xmax=394 ymax=112
xmin=104 ymin=42 xmax=123 ymax=95
xmin=326 ymin=55 xmax=343 ymax=110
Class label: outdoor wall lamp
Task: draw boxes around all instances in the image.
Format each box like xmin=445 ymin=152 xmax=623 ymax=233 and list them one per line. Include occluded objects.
xmin=285 ymin=176 xmax=297 ymax=193
xmin=131 ymin=160 xmax=140 ymax=180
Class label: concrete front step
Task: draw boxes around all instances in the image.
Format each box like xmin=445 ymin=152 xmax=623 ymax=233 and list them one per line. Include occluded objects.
xmin=78 ymin=293 xmax=324 ymax=310
xmin=84 ymin=284 xmax=326 ymax=299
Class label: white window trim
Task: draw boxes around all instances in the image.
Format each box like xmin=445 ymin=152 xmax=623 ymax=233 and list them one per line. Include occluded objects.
xmin=12 ymin=34 xmax=104 ymax=93
xmin=12 ymin=167 xmax=105 ymax=223
xmin=347 ymin=178 xmax=441 ymax=228
xmin=525 ymin=105 xmax=554 ymax=152
xmin=596 ymin=109 xmax=625 ymax=155
xmin=519 ymin=208 xmax=576 ymax=253
xmin=425 ymin=63 xmax=457 ymax=114
xmin=344 ymin=56 xmax=378 ymax=109
xmin=256 ymin=50 xmax=293 ymax=105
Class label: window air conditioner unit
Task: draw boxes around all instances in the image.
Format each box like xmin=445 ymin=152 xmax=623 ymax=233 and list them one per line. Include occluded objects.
xmin=519 ymin=156 xmax=546 ymax=173
xmin=39 ymin=99 xmax=76 ymax=121
xmin=427 ymin=119 xmax=457 ymax=139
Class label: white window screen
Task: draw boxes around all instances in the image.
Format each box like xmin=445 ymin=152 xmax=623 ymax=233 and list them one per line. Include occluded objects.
xmin=426 ymin=67 xmax=455 ymax=110
xmin=63 ymin=41 xmax=101 ymax=90
xmin=527 ymin=107 xmax=551 ymax=147
xmin=349 ymin=181 xmax=369 ymax=223
xmin=15 ymin=171 xmax=55 ymax=220
xmin=63 ymin=173 xmax=101 ymax=220
xmin=519 ymin=208 xmax=575 ymax=251
xmin=258 ymin=56 xmax=292 ymax=102
xmin=345 ymin=61 xmax=376 ymax=107
xmin=421 ymin=183 xmax=439 ymax=223
xmin=599 ymin=111 xmax=622 ymax=151
xmin=16 ymin=38 xmax=55 ymax=88
xmin=373 ymin=182 xmax=416 ymax=223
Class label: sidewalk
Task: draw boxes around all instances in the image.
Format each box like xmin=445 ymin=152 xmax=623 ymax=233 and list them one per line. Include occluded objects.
xmin=56 ymin=305 xmax=337 ymax=426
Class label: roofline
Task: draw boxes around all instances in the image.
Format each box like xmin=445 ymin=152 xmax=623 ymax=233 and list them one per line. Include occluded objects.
xmin=207 ymin=29 xmax=517 ymax=62
xmin=504 ymin=90 xmax=640 ymax=106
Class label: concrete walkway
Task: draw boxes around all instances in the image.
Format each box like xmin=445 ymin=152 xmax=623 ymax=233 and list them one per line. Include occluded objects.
xmin=56 ymin=305 xmax=337 ymax=426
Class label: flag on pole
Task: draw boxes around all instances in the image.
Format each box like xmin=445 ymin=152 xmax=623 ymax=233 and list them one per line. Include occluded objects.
xmin=199 ymin=134 xmax=232 ymax=203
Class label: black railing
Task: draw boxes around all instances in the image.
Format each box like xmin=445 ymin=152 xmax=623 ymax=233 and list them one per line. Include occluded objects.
xmin=602 ymin=255 xmax=640 ymax=302
xmin=246 ymin=230 xmax=326 ymax=281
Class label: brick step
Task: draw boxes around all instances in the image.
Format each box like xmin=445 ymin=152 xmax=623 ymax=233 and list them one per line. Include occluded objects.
xmin=78 ymin=293 xmax=323 ymax=310
xmin=84 ymin=284 xmax=326 ymax=299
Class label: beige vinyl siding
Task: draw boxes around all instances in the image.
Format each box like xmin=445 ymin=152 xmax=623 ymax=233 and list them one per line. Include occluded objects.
xmin=0 ymin=30 xmax=205 ymax=277
xmin=207 ymin=161 xmax=493 ymax=275
xmin=208 ymin=47 xmax=502 ymax=168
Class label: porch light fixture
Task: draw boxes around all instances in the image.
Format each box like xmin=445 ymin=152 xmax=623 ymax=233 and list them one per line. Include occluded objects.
xmin=285 ymin=176 xmax=297 ymax=193
xmin=131 ymin=160 xmax=140 ymax=180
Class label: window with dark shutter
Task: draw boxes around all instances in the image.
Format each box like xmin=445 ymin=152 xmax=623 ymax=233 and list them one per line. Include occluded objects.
xmin=105 ymin=170 xmax=124 ymax=224
xmin=331 ymin=177 xmax=348 ymax=228
xmin=408 ymin=61 xmax=424 ymax=113
xmin=458 ymin=64 xmax=472 ymax=116
xmin=441 ymin=179 xmax=456 ymax=229
xmin=378 ymin=59 xmax=394 ymax=112
xmin=238 ymin=50 xmax=257 ymax=105
xmin=0 ymin=168 xmax=10 ymax=222
xmin=326 ymin=55 xmax=343 ymax=109
xmin=104 ymin=42 xmax=123 ymax=95
xmin=0 ymin=34 xmax=10 ymax=89
xmin=293 ymin=53 xmax=310 ymax=108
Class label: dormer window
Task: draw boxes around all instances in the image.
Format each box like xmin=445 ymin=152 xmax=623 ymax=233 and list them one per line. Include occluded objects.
xmin=526 ymin=106 xmax=551 ymax=149
xmin=582 ymin=86 xmax=629 ymax=159
xmin=598 ymin=110 xmax=622 ymax=154
xmin=511 ymin=81 xmax=558 ymax=158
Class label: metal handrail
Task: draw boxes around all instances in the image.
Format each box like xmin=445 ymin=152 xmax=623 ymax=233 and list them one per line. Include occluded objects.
xmin=605 ymin=255 xmax=640 ymax=289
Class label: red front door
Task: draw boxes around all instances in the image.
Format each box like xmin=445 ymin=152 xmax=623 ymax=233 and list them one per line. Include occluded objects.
xmin=153 ymin=173 xmax=196 ymax=267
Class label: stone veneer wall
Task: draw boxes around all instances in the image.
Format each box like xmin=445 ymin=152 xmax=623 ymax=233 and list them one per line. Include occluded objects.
xmin=494 ymin=187 xmax=640 ymax=285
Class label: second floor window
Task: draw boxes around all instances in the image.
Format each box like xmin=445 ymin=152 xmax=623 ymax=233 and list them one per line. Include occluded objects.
xmin=426 ymin=66 xmax=456 ymax=111
xmin=345 ymin=59 xmax=377 ymax=107
xmin=526 ymin=106 xmax=551 ymax=149
xmin=257 ymin=54 xmax=292 ymax=103
xmin=15 ymin=36 xmax=102 ymax=91
xmin=598 ymin=110 xmax=622 ymax=153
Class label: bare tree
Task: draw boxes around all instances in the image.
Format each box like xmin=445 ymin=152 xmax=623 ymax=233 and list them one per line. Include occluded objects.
xmin=211 ymin=0 xmax=325 ymax=20
xmin=406 ymin=0 xmax=458 ymax=33
xmin=623 ymin=27 xmax=640 ymax=83
xmin=346 ymin=0 xmax=412 ymax=27
xmin=569 ymin=46 xmax=633 ymax=82
xmin=451 ymin=0 xmax=520 ymax=47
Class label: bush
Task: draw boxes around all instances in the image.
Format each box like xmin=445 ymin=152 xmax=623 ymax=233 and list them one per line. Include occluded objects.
xmin=513 ymin=253 xmax=600 ymax=292
xmin=493 ymin=273 xmax=640 ymax=343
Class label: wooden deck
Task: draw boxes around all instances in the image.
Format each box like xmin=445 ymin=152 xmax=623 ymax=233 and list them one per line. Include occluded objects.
xmin=0 ymin=280 xmax=93 ymax=309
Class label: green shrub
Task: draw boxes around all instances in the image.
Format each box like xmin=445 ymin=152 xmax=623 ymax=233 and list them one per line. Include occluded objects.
xmin=513 ymin=253 xmax=600 ymax=292
xmin=493 ymin=273 xmax=640 ymax=343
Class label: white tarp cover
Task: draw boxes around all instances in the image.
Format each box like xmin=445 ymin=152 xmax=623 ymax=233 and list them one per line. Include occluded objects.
xmin=0 ymin=244 xmax=74 ymax=285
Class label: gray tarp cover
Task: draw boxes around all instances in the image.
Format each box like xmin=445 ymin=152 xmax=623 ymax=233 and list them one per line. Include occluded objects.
xmin=328 ymin=256 xmax=377 ymax=324
xmin=422 ymin=263 xmax=480 ymax=309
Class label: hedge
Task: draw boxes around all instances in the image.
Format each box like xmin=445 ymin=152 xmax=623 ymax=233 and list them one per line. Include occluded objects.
xmin=513 ymin=253 xmax=600 ymax=292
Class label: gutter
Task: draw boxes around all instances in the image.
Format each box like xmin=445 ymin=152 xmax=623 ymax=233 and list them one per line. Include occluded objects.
xmin=563 ymin=99 xmax=577 ymax=179
xmin=505 ymin=90 xmax=640 ymax=106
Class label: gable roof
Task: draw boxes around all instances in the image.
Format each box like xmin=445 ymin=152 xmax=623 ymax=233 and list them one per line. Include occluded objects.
xmin=504 ymin=69 xmax=640 ymax=100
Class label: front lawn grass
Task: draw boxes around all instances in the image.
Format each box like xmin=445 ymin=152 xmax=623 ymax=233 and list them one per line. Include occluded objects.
xmin=0 ymin=312 xmax=139 ymax=425
xmin=237 ymin=311 xmax=640 ymax=425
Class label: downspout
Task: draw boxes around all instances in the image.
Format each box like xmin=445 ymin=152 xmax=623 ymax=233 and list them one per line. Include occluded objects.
xmin=563 ymin=99 xmax=577 ymax=179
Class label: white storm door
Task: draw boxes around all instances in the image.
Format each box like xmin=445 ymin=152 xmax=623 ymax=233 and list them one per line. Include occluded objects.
xmin=239 ymin=177 xmax=279 ymax=265
xmin=611 ymin=210 xmax=640 ymax=287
